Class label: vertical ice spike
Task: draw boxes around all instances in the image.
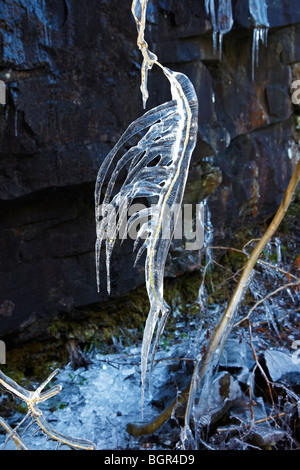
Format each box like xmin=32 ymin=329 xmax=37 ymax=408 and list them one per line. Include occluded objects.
xmin=95 ymin=0 xmax=198 ymax=414
xmin=249 ymin=0 xmax=269 ymax=81
xmin=205 ymin=0 xmax=233 ymax=60
xmin=14 ymin=110 xmax=18 ymax=137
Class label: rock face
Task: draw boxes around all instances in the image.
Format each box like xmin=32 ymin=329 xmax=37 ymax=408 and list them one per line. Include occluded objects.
xmin=0 ymin=0 xmax=299 ymax=337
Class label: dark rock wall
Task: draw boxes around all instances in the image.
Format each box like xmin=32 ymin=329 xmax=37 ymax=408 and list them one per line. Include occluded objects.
xmin=0 ymin=0 xmax=299 ymax=337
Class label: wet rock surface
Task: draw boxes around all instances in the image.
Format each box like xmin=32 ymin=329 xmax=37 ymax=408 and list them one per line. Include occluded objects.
xmin=0 ymin=0 xmax=299 ymax=338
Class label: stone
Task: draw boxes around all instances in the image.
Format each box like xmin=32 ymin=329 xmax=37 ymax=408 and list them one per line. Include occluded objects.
xmin=219 ymin=338 xmax=255 ymax=372
xmin=0 ymin=0 xmax=299 ymax=339
xmin=193 ymin=371 xmax=243 ymax=427
xmin=250 ymin=425 xmax=286 ymax=448
xmin=225 ymin=396 xmax=287 ymax=449
xmin=263 ymin=348 xmax=300 ymax=388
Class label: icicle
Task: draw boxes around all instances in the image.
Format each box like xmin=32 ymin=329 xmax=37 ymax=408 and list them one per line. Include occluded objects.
xmin=264 ymin=299 xmax=280 ymax=337
xmin=203 ymin=199 xmax=214 ymax=262
xmin=41 ymin=0 xmax=52 ymax=47
xmin=286 ymin=287 xmax=295 ymax=303
xmin=274 ymin=237 xmax=282 ymax=266
xmin=14 ymin=111 xmax=18 ymax=137
xmin=216 ymin=0 xmax=233 ymax=59
xmin=218 ymin=32 xmax=224 ymax=61
xmin=251 ymin=27 xmax=269 ymax=81
xmin=251 ymin=28 xmax=258 ymax=81
xmin=249 ymin=0 xmax=269 ymax=81
xmin=196 ymin=199 xmax=214 ymax=308
xmin=212 ymin=31 xmax=218 ymax=55
xmin=205 ymin=0 xmax=233 ymax=60
xmin=205 ymin=0 xmax=217 ymax=41
xmin=44 ymin=24 xmax=49 ymax=46
xmin=264 ymin=241 xmax=272 ymax=263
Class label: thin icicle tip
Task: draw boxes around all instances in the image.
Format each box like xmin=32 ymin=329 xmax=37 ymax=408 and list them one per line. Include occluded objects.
xmin=95 ymin=0 xmax=198 ymax=410
xmin=249 ymin=0 xmax=269 ymax=81
xmin=205 ymin=0 xmax=233 ymax=59
xmin=95 ymin=70 xmax=198 ymax=395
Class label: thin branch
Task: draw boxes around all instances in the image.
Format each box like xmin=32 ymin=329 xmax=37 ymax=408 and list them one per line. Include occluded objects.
xmin=217 ymin=411 xmax=290 ymax=434
xmin=208 ymin=246 xmax=299 ymax=281
xmin=234 ymin=280 xmax=300 ymax=327
xmin=248 ymin=322 xmax=275 ymax=410
xmin=182 ymin=161 xmax=300 ymax=433
xmin=0 ymin=417 xmax=29 ymax=450
xmin=127 ymin=160 xmax=300 ymax=437
xmin=0 ymin=369 xmax=95 ymax=450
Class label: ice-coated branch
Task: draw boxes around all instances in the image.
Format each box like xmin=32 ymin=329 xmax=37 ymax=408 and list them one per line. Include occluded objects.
xmin=131 ymin=0 xmax=157 ymax=108
xmin=0 ymin=417 xmax=29 ymax=450
xmin=0 ymin=369 xmax=95 ymax=450
xmin=127 ymin=159 xmax=300 ymax=437
xmin=95 ymin=0 xmax=198 ymax=410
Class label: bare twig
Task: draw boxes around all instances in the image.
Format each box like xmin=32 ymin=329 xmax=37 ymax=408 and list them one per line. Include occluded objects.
xmin=208 ymin=246 xmax=299 ymax=281
xmin=248 ymin=323 xmax=275 ymax=410
xmin=234 ymin=280 xmax=300 ymax=327
xmin=127 ymin=160 xmax=300 ymax=437
xmin=0 ymin=417 xmax=29 ymax=450
xmin=217 ymin=411 xmax=290 ymax=433
xmin=0 ymin=369 xmax=95 ymax=450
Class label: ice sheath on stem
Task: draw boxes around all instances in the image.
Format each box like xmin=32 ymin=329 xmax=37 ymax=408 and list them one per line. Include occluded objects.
xmin=95 ymin=0 xmax=198 ymax=410
xmin=0 ymin=369 xmax=95 ymax=450
xmin=127 ymin=159 xmax=300 ymax=437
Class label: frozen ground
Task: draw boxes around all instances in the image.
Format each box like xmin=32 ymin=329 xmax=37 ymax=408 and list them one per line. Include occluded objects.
xmin=0 ymin=280 xmax=299 ymax=450
xmin=0 ymin=343 xmax=186 ymax=450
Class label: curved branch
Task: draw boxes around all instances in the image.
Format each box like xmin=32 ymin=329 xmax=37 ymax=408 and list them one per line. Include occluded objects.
xmin=127 ymin=160 xmax=300 ymax=436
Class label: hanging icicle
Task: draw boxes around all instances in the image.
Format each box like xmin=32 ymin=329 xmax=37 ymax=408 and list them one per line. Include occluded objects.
xmin=14 ymin=110 xmax=18 ymax=137
xmin=95 ymin=0 xmax=199 ymax=411
xmin=249 ymin=0 xmax=269 ymax=81
xmin=205 ymin=0 xmax=233 ymax=60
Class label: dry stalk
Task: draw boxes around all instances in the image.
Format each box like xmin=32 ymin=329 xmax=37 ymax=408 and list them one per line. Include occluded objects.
xmin=127 ymin=160 xmax=300 ymax=437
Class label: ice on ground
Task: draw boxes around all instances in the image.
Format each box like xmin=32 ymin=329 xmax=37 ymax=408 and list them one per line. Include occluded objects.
xmin=0 ymin=345 xmax=181 ymax=450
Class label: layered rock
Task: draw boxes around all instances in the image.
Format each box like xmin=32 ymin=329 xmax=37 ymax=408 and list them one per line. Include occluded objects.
xmin=0 ymin=0 xmax=299 ymax=337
